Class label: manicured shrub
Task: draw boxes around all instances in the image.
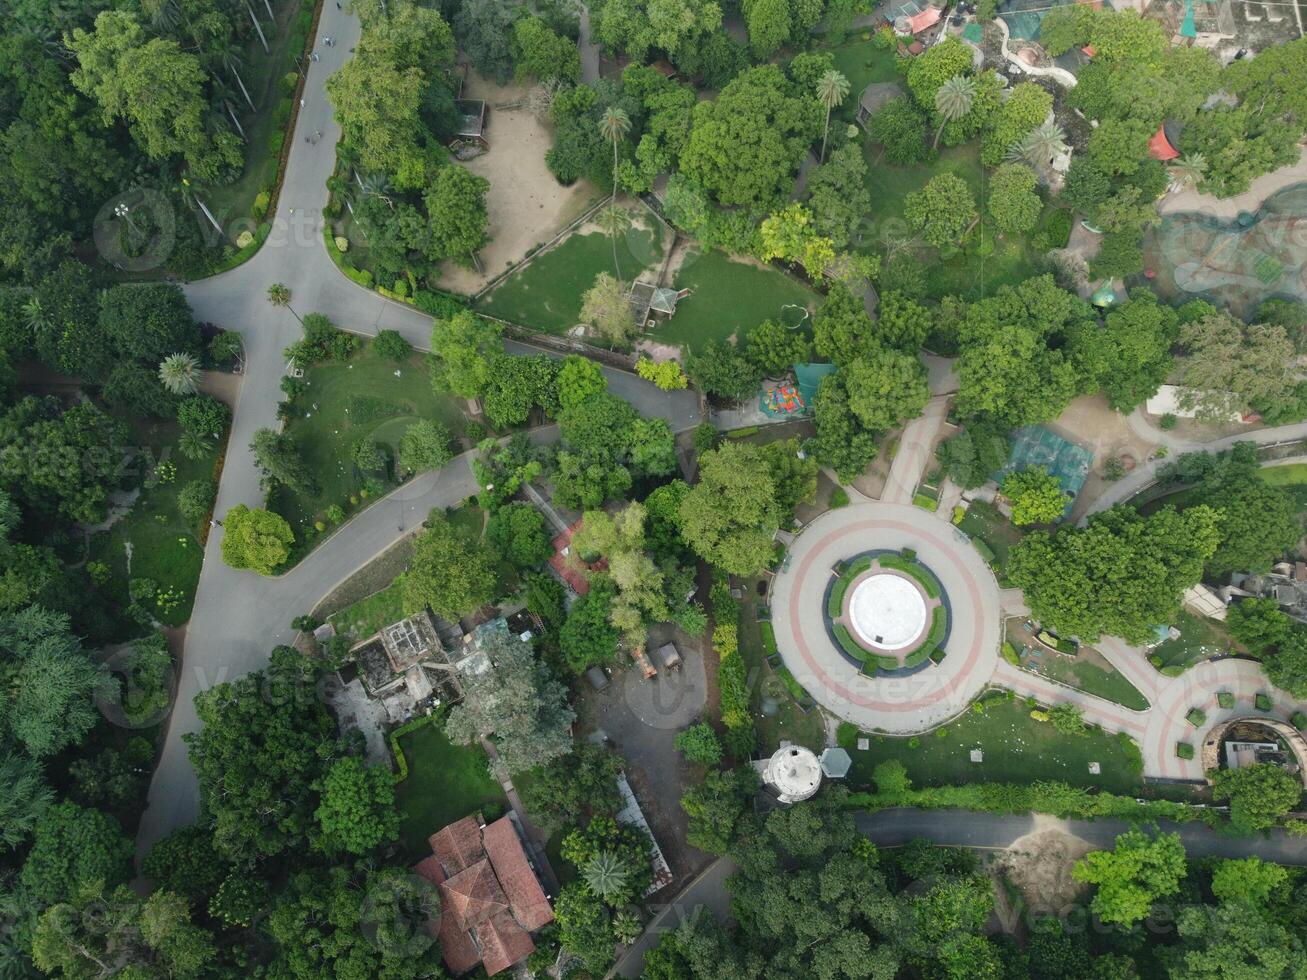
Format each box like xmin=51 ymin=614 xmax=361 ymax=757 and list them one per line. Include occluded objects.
xmin=1186 ymin=708 xmax=1206 ymax=727
xmin=1256 ymin=693 xmax=1274 ymax=712
xmin=1176 ymin=742 xmax=1194 ymax=760
xmin=1217 ymin=691 xmax=1236 ymax=709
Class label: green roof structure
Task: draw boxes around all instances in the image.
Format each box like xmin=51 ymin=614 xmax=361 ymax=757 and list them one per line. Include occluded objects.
xmin=993 ymin=426 xmax=1093 ymax=517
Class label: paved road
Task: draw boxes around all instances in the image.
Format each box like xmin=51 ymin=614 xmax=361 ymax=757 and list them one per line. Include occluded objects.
xmin=611 ymin=857 xmax=737 ymax=978
xmin=138 ymin=4 xmax=697 ymax=859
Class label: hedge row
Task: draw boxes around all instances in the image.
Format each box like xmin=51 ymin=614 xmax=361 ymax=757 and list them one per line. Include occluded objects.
xmin=879 ymin=554 xmax=942 ymax=599
xmin=388 ymin=712 xmax=440 ymax=782
xmin=846 ymin=781 xmax=1223 ymax=828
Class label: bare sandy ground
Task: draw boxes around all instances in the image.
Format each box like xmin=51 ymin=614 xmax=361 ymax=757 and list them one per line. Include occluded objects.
xmin=994 ymin=824 xmax=1094 ymax=919
xmin=438 ymin=71 xmax=600 ymax=294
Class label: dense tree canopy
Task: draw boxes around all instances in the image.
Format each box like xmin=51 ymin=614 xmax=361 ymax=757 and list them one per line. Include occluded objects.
xmin=1009 ymin=504 xmax=1221 ymax=643
xmin=680 ymin=66 xmax=822 ymax=209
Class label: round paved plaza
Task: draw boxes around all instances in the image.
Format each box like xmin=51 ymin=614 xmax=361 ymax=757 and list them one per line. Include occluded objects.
xmin=771 ymin=501 xmax=1003 ymax=734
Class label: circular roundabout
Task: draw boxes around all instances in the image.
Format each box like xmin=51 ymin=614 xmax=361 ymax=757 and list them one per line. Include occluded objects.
xmin=770 ymin=501 xmax=1002 ymax=735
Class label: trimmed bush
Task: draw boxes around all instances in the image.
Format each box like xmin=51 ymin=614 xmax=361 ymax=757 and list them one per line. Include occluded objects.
xmin=972 ymin=538 xmax=995 ymax=563
xmin=828 ymin=577 xmax=850 ymax=619
xmin=1217 ymin=691 xmax=1236 ymax=709
xmin=829 ymin=486 xmax=850 ymax=508
xmin=902 ymin=647 xmax=931 ymax=668
xmin=1030 ymin=709 xmax=1050 ymax=722
xmin=930 ymin=647 xmax=947 ymax=664
xmin=1186 ymin=708 xmax=1206 ymax=727
xmin=913 ymin=492 xmax=939 ymax=512
xmin=1256 ymin=693 xmax=1274 ymax=712
xmin=1293 ymin=711 xmax=1307 ymax=730
xmin=1176 ymin=742 xmax=1195 ymax=760
xmin=834 ymin=624 xmax=867 ymax=661
xmin=1002 ymin=641 xmax=1021 ymax=666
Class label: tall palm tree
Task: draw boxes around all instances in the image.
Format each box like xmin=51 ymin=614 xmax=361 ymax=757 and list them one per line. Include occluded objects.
xmin=1167 ymin=153 xmax=1207 ymax=194
xmin=933 ymin=75 xmax=976 ymax=150
xmin=266 ymin=282 xmax=300 ymax=323
xmin=596 ymin=205 xmax=631 ymax=281
xmin=159 ymin=353 xmax=202 ymax=396
xmin=21 ymin=297 xmax=48 ymax=334
xmin=816 ymin=69 xmax=851 ymax=163
xmin=582 ymin=852 xmax=629 ymax=902
xmin=598 ymin=107 xmax=631 ymax=203
xmin=1004 ymin=122 xmax=1069 ymax=178
xmin=612 ymin=909 xmax=642 ymax=946
xmin=212 ymin=40 xmax=256 ymax=112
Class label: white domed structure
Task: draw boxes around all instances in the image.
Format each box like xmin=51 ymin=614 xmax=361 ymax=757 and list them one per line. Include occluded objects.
xmin=762 ymin=745 xmax=822 ymax=803
xmin=848 ymin=572 xmax=928 ymax=651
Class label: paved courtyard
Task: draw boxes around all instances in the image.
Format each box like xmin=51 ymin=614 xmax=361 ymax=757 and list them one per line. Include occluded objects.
xmin=771 ymin=501 xmax=1002 ymax=734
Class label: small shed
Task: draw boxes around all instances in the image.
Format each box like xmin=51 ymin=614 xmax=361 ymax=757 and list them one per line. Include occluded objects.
xmin=585 ymin=666 xmax=611 ymax=690
xmin=453 ymin=99 xmax=488 ymax=147
xmin=819 ymin=747 xmax=852 ymax=779
xmin=653 ymin=642 xmax=682 ymax=672
xmin=628 ymin=280 xmax=686 ymax=327
xmin=856 ymin=81 xmax=903 ymax=126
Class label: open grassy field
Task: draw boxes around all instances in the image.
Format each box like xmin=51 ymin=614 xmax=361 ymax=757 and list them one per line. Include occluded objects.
xmin=477 ymin=227 xmax=664 ymax=334
xmin=1151 ymin=611 xmax=1234 ymax=673
xmin=394 ymin=720 xmax=508 ymax=861
xmin=838 ymin=695 xmax=1144 ymax=794
xmin=826 ymin=40 xmax=900 ymax=125
xmin=860 ymin=141 xmax=1044 ymax=301
xmin=656 ymin=250 xmax=820 ymax=352
xmin=88 ymin=418 xmax=225 ymax=635
xmin=329 ymin=581 xmax=406 ymax=641
xmin=272 ymin=342 xmax=467 ymax=539
xmin=1019 ymin=646 xmax=1150 ymax=710
xmin=957 ymin=500 xmax=1023 ymax=584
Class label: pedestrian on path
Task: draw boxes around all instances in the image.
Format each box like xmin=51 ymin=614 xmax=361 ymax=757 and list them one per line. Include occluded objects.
xmin=311 ymin=52 xmax=319 ymax=61
xmin=300 ymin=98 xmax=305 ymax=108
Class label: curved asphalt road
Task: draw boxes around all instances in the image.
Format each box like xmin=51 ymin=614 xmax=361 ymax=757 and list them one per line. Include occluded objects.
xmin=137 ymin=4 xmax=697 ymax=858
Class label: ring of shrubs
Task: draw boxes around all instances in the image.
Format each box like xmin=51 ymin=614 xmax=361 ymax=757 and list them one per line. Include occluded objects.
xmin=825 ymin=551 xmax=948 ymax=670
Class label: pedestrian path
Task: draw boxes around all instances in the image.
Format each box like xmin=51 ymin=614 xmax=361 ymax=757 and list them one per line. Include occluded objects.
xmin=882 ymin=396 xmax=949 ymax=504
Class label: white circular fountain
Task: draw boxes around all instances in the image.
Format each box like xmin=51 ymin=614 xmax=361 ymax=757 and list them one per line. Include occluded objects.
xmin=847 ymin=573 xmax=927 ymax=651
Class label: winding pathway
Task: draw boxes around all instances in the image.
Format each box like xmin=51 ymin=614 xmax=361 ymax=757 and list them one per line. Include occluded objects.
xmin=137 ymin=4 xmax=698 ymax=858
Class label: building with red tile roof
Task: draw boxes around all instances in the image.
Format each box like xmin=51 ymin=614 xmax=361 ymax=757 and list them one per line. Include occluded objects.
xmin=1149 ymin=123 xmax=1181 ymax=161
xmin=414 ymin=814 xmax=554 ymax=976
xmin=547 ymin=519 xmax=607 ymax=596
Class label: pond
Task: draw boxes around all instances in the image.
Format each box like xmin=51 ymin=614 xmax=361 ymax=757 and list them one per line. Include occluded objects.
xmin=1142 ymin=182 xmax=1307 ymax=320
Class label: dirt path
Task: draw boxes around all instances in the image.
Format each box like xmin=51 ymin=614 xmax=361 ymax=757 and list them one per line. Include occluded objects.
xmin=1158 ymin=148 xmax=1307 ymax=219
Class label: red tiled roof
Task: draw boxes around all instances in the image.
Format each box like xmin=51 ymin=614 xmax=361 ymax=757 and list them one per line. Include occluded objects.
xmin=908 ymin=6 xmax=941 ymax=32
xmin=1148 ymin=125 xmax=1180 ymax=161
xmin=480 ymin=910 xmax=538 ymax=976
xmin=429 ymin=815 xmax=483 ymax=875
xmin=483 ymin=816 xmax=554 ymax=931
xmin=415 ymin=814 xmax=554 ymax=977
xmin=437 ymin=906 xmax=483 ymax=975
xmin=441 ymin=860 xmax=510 ymax=928
xmin=548 ymin=520 xmax=607 ymax=596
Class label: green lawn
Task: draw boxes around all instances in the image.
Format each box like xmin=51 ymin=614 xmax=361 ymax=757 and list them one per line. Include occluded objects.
xmin=826 ymin=40 xmax=901 ymax=125
xmin=738 ymin=583 xmax=825 ymax=753
xmin=1260 ymin=463 xmax=1307 ymax=510
xmin=88 ymin=419 xmax=225 ymax=636
xmin=395 ymin=721 xmax=508 ymax=861
xmin=1018 ymin=647 xmax=1150 ymax=710
xmin=860 ymin=141 xmax=1043 ymax=301
xmin=1151 ymin=611 xmax=1233 ymax=673
xmin=656 ymin=249 xmax=820 ymax=352
xmin=477 ymin=227 xmax=665 ymax=335
xmin=196 ymin=0 xmax=309 ymax=234
xmin=329 ymin=581 xmax=406 ymax=641
xmin=838 ymin=695 xmax=1144 ymax=795
xmin=272 ymin=341 xmax=467 ymax=542
xmin=957 ymin=500 xmax=1023 ymax=584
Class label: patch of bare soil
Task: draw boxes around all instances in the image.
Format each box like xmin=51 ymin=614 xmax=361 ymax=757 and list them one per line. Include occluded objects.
xmin=994 ymin=826 xmax=1093 ymax=919
xmin=437 ymin=71 xmax=599 ymax=294
xmin=1054 ymin=395 xmax=1156 ymax=522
